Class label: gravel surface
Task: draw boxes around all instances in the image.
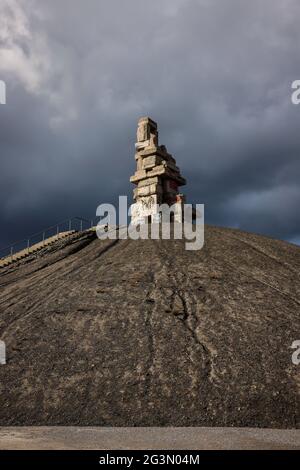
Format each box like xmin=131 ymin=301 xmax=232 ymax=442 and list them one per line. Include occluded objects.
xmin=0 ymin=225 xmax=299 ymax=427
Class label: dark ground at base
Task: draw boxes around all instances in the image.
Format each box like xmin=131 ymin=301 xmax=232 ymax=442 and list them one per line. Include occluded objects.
xmin=0 ymin=225 xmax=299 ymax=427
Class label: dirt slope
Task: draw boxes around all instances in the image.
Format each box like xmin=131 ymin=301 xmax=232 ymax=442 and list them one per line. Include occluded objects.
xmin=0 ymin=225 xmax=299 ymax=427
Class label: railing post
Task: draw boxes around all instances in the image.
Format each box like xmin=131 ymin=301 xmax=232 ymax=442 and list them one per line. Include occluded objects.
xmin=1 ymin=217 xmax=91 ymax=263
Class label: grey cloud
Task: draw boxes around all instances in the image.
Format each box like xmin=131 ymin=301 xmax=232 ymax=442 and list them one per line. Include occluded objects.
xmin=0 ymin=0 xmax=300 ymax=248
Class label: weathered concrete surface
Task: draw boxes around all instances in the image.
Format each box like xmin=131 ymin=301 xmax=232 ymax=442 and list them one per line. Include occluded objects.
xmin=0 ymin=225 xmax=299 ymax=427
xmin=0 ymin=427 xmax=299 ymax=450
xmin=131 ymin=117 xmax=186 ymax=223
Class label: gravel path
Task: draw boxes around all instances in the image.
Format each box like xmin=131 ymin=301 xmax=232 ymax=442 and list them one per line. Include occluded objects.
xmin=0 ymin=427 xmax=299 ymax=450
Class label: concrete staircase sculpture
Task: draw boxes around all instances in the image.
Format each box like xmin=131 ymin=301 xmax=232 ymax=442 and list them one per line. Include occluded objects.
xmin=0 ymin=231 xmax=76 ymax=268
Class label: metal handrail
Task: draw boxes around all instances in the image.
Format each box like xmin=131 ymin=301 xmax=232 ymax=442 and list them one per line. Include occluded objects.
xmin=0 ymin=216 xmax=96 ymax=260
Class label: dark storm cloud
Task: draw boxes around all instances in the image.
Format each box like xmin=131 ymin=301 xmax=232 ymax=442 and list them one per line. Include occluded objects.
xmin=0 ymin=0 xmax=300 ymax=248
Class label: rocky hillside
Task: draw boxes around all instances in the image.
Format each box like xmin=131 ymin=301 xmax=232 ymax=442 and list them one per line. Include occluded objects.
xmin=0 ymin=225 xmax=299 ymax=427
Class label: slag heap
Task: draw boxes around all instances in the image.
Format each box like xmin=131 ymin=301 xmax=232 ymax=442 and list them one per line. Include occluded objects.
xmin=130 ymin=117 xmax=186 ymax=224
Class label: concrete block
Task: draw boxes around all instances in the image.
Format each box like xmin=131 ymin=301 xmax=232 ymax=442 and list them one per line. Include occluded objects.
xmin=137 ymin=177 xmax=160 ymax=188
xmin=142 ymin=155 xmax=163 ymax=170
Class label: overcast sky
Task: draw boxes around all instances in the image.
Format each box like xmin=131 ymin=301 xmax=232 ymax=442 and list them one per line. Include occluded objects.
xmin=0 ymin=0 xmax=300 ymax=249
